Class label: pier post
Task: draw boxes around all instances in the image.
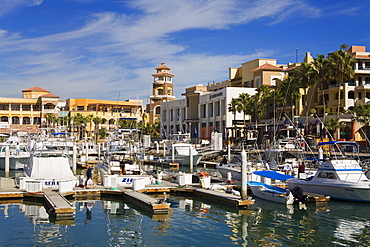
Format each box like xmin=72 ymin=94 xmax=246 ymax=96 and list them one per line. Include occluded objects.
xmin=241 ymin=148 xmax=247 ymax=200
xmin=73 ymin=145 xmax=77 ymax=174
xmin=318 ymin=147 xmax=323 ymax=160
xmin=189 ymin=146 xmax=193 ymax=173
xmin=5 ymin=146 xmax=10 ymax=177
xmin=155 ymin=141 xmax=159 ymax=154
xmin=163 ymin=142 xmax=166 ymax=156
xmin=85 ymin=142 xmax=89 ymax=164
xmin=98 ymin=143 xmax=101 ymax=160
xmin=171 ymin=144 xmax=175 ymax=163
xmin=227 ymin=144 xmax=231 ymax=162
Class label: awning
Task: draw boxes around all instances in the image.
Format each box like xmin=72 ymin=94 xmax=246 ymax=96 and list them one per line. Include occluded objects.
xmin=253 ymin=170 xmax=294 ymax=181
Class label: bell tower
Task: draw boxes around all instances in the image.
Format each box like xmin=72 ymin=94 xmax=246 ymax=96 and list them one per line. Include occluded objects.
xmin=149 ymin=63 xmax=176 ymax=123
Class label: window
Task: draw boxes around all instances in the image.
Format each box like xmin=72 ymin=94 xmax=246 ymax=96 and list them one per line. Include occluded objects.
xmin=44 ymin=104 xmax=53 ymax=110
xmin=348 ymin=91 xmax=355 ymax=99
xmin=123 ymin=108 xmax=131 ymax=113
xmin=11 ymin=105 xmax=20 ymax=111
xmin=77 ymin=106 xmax=84 ymax=111
xmin=359 ymin=92 xmax=362 ymax=99
xmin=23 ymin=117 xmax=31 ymax=124
xmin=33 ymin=105 xmax=40 ymax=111
xmin=11 ymin=116 xmax=20 ymax=124
xmin=208 ymin=103 xmax=213 ymax=117
xmin=0 ymin=104 xmax=9 ymax=110
xmin=155 ymin=106 xmax=161 ymax=115
xmin=317 ymin=172 xmax=336 ymax=179
xmin=201 ymin=105 xmax=206 ymax=118
xmin=22 ymin=105 xmax=31 ymax=111
xmin=1 ymin=116 xmax=8 ymax=122
xmin=215 ymin=101 xmax=220 ymax=116
xmin=33 ymin=117 xmax=41 ymax=124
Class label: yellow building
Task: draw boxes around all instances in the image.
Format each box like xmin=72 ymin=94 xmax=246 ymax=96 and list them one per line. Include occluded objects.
xmin=0 ymin=86 xmax=144 ymax=135
xmin=0 ymin=86 xmax=59 ymax=133
xmin=66 ymin=98 xmax=144 ymax=133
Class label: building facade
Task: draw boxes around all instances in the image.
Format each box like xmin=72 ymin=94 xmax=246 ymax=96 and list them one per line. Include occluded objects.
xmin=0 ymin=87 xmax=144 ymax=136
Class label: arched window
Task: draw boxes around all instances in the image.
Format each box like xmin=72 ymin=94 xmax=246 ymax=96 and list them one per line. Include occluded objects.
xmin=1 ymin=116 xmax=8 ymax=122
xmin=33 ymin=117 xmax=41 ymax=125
xmin=12 ymin=116 xmax=20 ymax=124
xmin=109 ymin=119 xmax=115 ymax=125
xmin=155 ymin=106 xmax=161 ymax=115
xmin=23 ymin=117 xmax=31 ymax=124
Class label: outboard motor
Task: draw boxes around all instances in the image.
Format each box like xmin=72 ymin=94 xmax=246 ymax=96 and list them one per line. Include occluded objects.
xmin=291 ymin=186 xmax=308 ymax=204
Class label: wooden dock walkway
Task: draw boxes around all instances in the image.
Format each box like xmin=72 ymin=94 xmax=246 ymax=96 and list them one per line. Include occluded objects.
xmin=43 ymin=189 xmax=75 ymax=220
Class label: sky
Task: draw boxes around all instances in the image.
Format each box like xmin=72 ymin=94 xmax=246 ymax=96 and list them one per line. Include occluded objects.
xmin=0 ymin=0 xmax=370 ymax=103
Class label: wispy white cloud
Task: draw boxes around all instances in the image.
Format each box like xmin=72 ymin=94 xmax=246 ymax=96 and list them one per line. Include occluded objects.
xmin=0 ymin=0 xmax=322 ymax=101
xmin=0 ymin=0 xmax=43 ymax=17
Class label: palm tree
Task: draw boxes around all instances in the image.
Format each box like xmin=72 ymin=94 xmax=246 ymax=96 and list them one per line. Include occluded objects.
xmin=236 ymin=92 xmax=251 ymax=127
xmin=312 ymin=54 xmax=330 ymax=119
xmin=325 ymin=117 xmax=341 ymax=140
xmin=228 ymin=98 xmax=239 ymax=143
xmin=278 ymin=76 xmax=301 ymax=119
xmin=92 ymin=116 xmax=102 ymax=141
xmin=328 ymin=44 xmax=355 ymax=117
xmin=351 ymin=104 xmax=370 ymax=141
xmin=256 ymin=84 xmax=273 ymax=119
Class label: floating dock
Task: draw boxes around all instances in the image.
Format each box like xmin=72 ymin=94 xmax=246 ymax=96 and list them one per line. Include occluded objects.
xmin=0 ymin=176 xmax=329 ymax=220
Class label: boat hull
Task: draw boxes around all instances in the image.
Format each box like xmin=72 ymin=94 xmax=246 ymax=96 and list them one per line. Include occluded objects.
xmin=287 ymin=179 xmax=370 ymax=202
xmin=249 ymin=182 xmax=294 ymax=205
xmin=0 ymin=156 xmax=28 ymax=170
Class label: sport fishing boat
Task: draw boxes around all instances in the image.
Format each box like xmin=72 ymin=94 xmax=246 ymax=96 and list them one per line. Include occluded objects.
xmin=0 ymin=143 xmax=30 ymax=170
xmin=286 ymin=141 xmax=370 ymax=202
xmin=19 ymin=143 xmax=77 ymax=193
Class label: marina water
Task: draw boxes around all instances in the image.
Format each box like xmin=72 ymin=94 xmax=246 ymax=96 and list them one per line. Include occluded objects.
xmin=1 ymin=195 xmax=370 ymax=246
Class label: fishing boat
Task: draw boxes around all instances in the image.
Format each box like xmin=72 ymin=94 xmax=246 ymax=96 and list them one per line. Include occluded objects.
xmin=286 ymin=141 xmax=370 ymax=202
xmin=19 ymin=144 xmax=77 ymax=193
xmin=216 ymin=154 xmax=265 ymax=182
xmin=247 ymin=181 xmax=295 ymax=205
xmin=165 ymin=142 xmax=202 ymax=166
xmin=0 ymin=143 xmax=30 ymax=170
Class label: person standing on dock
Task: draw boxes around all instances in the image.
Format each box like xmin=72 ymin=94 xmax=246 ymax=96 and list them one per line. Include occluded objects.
xmin=85 ymin=165 xmax=92 ymax=188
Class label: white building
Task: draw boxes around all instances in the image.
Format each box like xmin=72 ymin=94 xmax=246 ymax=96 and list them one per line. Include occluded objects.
xmin=161 ymin=85 xmax=256 ymax=142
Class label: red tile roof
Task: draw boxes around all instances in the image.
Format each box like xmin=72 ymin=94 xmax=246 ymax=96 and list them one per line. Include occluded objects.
xmin=156 ymin=63 xmax=170 ymax=70
xmin=251 ymin=63 xmax=283 ymax=72
xmin=40 ymin=93 xmax=59 ymax=98
xmin=151 ymin=72 xmax=174 ymax=76
xmin=22 ymin=86 xmax=50 ymax=93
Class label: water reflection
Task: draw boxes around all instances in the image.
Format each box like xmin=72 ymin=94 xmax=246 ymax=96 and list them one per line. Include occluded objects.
xmin=1 ymin=196 xmax=370 ymax=246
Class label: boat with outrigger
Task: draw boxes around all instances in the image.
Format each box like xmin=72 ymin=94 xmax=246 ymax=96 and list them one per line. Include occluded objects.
xmin=286 ymin=141 xmax=370 ymax=202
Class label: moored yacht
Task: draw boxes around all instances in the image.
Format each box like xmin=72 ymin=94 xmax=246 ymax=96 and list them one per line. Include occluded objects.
xmin=286 ymin=141 xmax=370 ymax=202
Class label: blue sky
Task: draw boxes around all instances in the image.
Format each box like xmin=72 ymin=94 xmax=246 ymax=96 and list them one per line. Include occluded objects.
xmin=0 ymin=0 xmax=369 ymax=103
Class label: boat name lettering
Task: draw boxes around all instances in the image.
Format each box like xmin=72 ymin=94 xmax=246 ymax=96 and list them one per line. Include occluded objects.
xmin=122 ymin=178 xmax=133 ymax=184
xmin=44 ymin=181 xmax=59 ymax=186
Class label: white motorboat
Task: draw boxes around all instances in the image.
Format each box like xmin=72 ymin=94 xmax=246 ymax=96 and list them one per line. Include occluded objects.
xmin=0 ymin=143 xmax=30 ymax=170
xmin=216 ymin=154 xmax=265 ymax=182
xmin=165 ymin=142 xmax=202 ymax=166
xmin=19 ymin=146 xmax=77 ymax=193
xmin=287 ymin=141 xmax=370 ymax=202
xmin=247 ymin=181 xmax=295 ymax=205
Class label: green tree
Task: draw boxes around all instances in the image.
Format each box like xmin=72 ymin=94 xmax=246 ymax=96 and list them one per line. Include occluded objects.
xmin=92 ymin=116 xmax=102 ymax=141
xmin=325 ymin=117 xmax=341 ymax=140
xmin=327 ymin=44 xmax=355 ymax=117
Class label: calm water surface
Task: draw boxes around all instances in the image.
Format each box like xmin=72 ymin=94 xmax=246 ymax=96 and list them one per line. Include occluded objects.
xmin=1 ymin=194 xmax=370 ymax=247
